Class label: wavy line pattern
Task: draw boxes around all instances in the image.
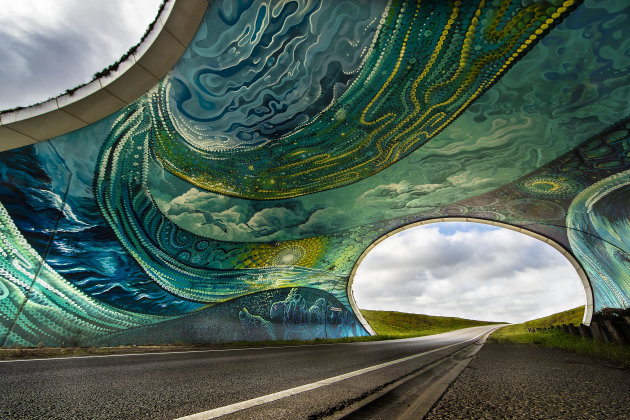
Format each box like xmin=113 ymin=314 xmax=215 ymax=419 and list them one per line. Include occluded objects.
xmin=0 ymin=0 xmax=630 ymax=347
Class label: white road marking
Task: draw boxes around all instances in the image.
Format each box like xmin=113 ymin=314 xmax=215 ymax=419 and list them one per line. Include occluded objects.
xmin=0 ymin=343 xmax=340 ymax=364
xmin=175 ymin=327 xmax=499 ymax=420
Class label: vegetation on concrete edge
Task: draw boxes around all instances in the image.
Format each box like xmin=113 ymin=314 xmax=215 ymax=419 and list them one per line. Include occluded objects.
xmin=489 ymin=306 xmax=630 ymax=367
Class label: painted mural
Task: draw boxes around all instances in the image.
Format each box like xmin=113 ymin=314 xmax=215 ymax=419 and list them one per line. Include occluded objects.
xmin=0 ymin=0 xmax=629 ymax=347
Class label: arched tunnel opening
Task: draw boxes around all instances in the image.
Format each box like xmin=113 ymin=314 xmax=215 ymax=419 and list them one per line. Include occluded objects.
xmin=0 ymin=0 xmax=627 ymax=351
xmin=349 ymin=219 xmax=593 ymax=335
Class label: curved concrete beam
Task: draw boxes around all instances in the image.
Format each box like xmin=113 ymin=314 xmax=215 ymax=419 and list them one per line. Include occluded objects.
xmin=0 ymin=0 xmax=209 ymax=152
xmin=348 ymin=217 xmax=595 ymax=336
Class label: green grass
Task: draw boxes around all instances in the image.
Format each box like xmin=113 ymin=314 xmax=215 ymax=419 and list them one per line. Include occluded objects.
xmin=360 ymin=309 xmax=501 ymax=338
xmin=489 ymin=306 xmax=630 ymax=367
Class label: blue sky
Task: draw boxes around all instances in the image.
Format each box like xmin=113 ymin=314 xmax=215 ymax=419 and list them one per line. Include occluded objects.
xmin=432 ymin=222 xmax=496 ymax=236
xmin=1 ymin=2 xmax=587 ymax=323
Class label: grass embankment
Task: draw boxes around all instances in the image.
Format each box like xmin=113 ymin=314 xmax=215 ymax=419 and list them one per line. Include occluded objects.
xmin=0 ymin=310 xmax=498 ymax=360
xmin=361 ymin=309 xmax=500 ymax=339
xmin=489 ymin=306 xmax=630 ymax=367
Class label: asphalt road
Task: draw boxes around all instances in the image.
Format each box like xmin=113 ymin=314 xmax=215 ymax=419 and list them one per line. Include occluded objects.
xmin=0 ymin=325 xmax=497 ymax=419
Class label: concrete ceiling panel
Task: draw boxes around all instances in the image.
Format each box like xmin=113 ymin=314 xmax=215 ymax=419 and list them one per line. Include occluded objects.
xmin=6 ymin=109 xmax=87 ymax=141
xmin=162 ymin=0 xmax=208 ymax=46
xmin=101 ymin=64 xmax=159 ymax=104
xmin=0 ymin=126 xmax=37 ymax=152
xmin=61 ymin=89 xmax=128 ymax=124
xmin=135 ymin=30 xmax=186 ymax=80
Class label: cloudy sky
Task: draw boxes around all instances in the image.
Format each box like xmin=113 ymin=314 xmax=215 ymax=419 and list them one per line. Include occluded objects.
xmin=353 ymin=222 xmax=586 ymax=323
xmin=2 ymin=3 xmax=586 ymax=323
xmin=0 ymin=0 xmax=161 ymax=110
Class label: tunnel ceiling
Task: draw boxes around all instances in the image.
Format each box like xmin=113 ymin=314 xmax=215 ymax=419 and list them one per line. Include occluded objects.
xmin=0 ymin=0 xmax=628 ymax=347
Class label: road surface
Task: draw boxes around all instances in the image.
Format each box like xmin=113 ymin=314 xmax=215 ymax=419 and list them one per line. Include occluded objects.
xmin=0 ymin=325 xmax=498 ymax=419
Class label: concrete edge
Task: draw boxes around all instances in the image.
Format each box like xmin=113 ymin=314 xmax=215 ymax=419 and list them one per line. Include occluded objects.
xmin=347 ymin=217 xmax=595 ymax=335
xmin=0 ymin=0 xmax=209 ymax=152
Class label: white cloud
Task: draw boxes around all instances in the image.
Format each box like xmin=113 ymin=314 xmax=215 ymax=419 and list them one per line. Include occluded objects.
xmin=153 ymin=186 xmax=350 ymax=242
xmin=352 ymin=222 xmax=586 ymax=323
xmin=0 ymin=0 xmax=162 ymax=109
xmin=355 ymin=181 xmax=445 ymax=209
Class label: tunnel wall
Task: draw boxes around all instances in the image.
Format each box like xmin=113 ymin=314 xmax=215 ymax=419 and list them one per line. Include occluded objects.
xmin=0 ymin=0 xmax=629 ymax=346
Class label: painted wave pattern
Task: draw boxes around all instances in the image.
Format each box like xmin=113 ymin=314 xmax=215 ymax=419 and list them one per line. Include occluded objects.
xmin=0 ymin=143 xmax=204 ymax=316
xmin=419 ymin=116 xmax=630 ymax=249
xmin=568 ymin=170 xmax=630 ymax=309
xmin=94 ymin=101 xmax=356 ymax=303
xmin=0 ymin=0 xmax=630 ymax=347
xmin=0 ymin=159 xmax=368 ymax=345
xmin=167 ymin=0 xmax=384 ymax=151
xmin=148 ymin=0 xmax=630 ymax=245
xmin=153 ymin=0 xmax=581 ymax=200
xmin=0 ymin=201 xmax=167 ymax=347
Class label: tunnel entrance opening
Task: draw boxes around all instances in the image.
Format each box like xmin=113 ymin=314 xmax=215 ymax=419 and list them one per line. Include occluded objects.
xmin=349 ymin=219 xmax=592 ymax=335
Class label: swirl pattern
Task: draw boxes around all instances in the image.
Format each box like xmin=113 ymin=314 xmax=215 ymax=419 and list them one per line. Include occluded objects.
xmin=1 ymin=0 xmax=630 ymax=347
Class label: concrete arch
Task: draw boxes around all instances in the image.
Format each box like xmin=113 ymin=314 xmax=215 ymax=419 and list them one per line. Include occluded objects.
xmin=0 ymin=0 xmax=208 ymax=152
xmin=347 ymin=217 xmax=595 ymax=336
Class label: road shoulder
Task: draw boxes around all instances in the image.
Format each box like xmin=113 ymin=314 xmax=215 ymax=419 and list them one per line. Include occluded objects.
xmin=426 ymin=342 xmax=630 ymax=419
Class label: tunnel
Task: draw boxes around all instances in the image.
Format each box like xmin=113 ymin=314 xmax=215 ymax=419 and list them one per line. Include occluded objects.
xmin=0 ymin=0 xmax=628 ymax=347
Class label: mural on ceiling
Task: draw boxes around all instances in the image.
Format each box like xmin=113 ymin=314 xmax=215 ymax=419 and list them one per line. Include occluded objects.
xmin=0 ymin=0 xmax=629 ymax=347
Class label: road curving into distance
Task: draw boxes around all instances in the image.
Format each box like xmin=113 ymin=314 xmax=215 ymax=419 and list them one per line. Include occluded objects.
xmin=0 ymin=325 xmax=502 ymax=419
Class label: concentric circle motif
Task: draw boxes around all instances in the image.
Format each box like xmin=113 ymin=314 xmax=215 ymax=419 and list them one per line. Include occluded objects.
xmin=516 ymin=176 xmax=583 ymax=199
xmin=440 ymin=205 xmax=468 ymax=216
xmin=507 ymin=199 xmax=565 ymax=221
xmin=238 ymin=237 xmax=327 ymax=269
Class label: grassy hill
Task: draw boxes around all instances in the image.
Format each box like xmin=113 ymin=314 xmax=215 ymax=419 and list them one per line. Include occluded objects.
xmin=489 ymin=306 xmax=630 ymax=366
xmin=520 ymin=306 xmax=584 ymax=329
xmin=360 ymin=309 xmax=501 ymax=338
xmin=491 ymin=306 xmax=584 ymax=338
